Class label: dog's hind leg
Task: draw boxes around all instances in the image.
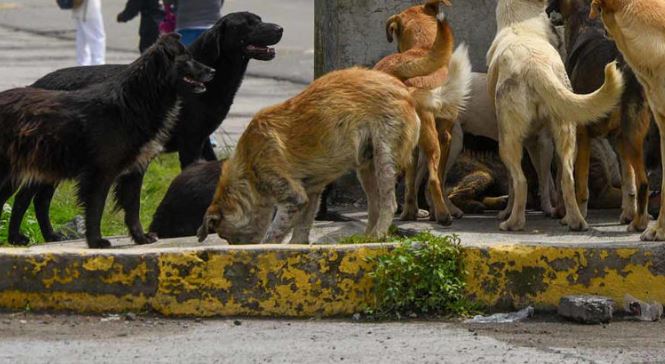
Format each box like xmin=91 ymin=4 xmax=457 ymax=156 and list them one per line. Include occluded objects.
xmin=573 ymin=127 xmax=591 ymax=219
xmin=372 ymin=140 xmax=399 ymax=239
xmin=553 ymin=123 xmax=589 ymax=231
xmin=114 ymin=171 xmax=157 ymax=245
xmin=33 ymin=184 xmax=65 ymax=242
xmin=419 ymin=111 xmax=452 ymax=226
xmin=289 ymin=190 xmax=323 ymax=244
xmin=624 ymin=108 xmax=651 ymax=232
xmin=525 ymin=131 xmax=556 ymax=217
xmin=7 ymin=186 xmax=38 ymax=245
xmin=642 ymin=112 xmax=665 ymax=241
xmin=437 ymin=118 xmax=464 ymax=219
xmin=400 ymin=150 xmax=420 ymax=221
xmin=358 ymin=164 xmax=380 ymax=235
xmin=78 ymin=174 xmax=115 ymax=249
xmin=498 ymin=132 xmax=527 ymax=231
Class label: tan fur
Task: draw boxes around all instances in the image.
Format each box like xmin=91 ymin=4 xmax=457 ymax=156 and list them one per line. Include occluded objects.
xmin=592 ymin=0 xmax=665 ymax=240
xmin=488 ymin=0 xmax=624 ymax=232
xmin=198 ymin=68 xmax=421 ymax=244
xmin=375 ymin=1 xmax=472 ymax=225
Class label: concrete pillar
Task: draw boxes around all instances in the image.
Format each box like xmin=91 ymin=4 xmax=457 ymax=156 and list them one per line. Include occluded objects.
xmin=314 ymin=0 xmax=497 ymax=77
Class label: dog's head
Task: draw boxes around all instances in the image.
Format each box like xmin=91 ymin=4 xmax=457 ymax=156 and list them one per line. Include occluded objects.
xmin=197 ymin=165 xmax=270 ymax=244
xmin=152 ymin=33 xmax=216 ymax=94
xmin=385 ymin=0 xmax=451 ymax=52
xmin=589 ymin=0 xmax=622 ymax=19
xmin=198 ymin=12 xmax=283 ymax=63
xmin=546 ymin=0 xmax=589 ymax=21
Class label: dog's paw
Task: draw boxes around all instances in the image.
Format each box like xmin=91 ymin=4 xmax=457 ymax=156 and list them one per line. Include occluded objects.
xmin=435 ymin=213 xmax=453 ymax=227
xmin=499 ymin=219 xmax=525 ymax=232
xmin=134 ymin=232 xmax=158 ymax=245
xmin=400 ymin=207 xmax=420 ymax=221
xmin=641 ymin=225 xmax=665 ymax=241
xmin=8 ymin=234 xmax=30 ymax=246
xmin=628 ymin=217 xmax=648 ymax=233
xmin=497 ymin=208 xmax=511 ymax=221
xmin=619 ymin=210 xmax=635 ymax=225
xmin=448 ymin=204 xmax=464 ymax=219
xmin=542 ymin=207 xmax=557 ymax=218
xmin=88 ymin=238 xmax=112 ymax=249
xmin=566 ymin=219 xmax=589 ymax=232
xmin=44 ymin=231 xmax=67 ymax=242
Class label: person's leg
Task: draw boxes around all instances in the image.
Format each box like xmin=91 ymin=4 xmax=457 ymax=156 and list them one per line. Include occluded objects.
xmin=86 ymin=17 xmax=106 ymax=65
xmin=75 ymin=19 xmax=91 ymax=66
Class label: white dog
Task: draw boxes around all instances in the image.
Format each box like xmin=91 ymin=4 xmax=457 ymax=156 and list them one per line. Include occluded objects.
xmin=487 ymin=0 xmax=624 ymax=231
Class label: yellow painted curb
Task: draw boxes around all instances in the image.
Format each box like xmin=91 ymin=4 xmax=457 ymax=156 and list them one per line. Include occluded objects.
xmin=0 ymin=243 xmax=663 ymax=316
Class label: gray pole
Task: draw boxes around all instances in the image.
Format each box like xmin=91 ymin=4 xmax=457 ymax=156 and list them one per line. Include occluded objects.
xmin=314 ymin=0 xmax=497 ymax=78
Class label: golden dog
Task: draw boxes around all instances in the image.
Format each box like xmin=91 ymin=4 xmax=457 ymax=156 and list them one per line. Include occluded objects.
xmin=375 ymin=0 xmax=472 ymax=225
xmin=488 ymin=0 xmax=624 ymax=232
xmin=590 ymin=0 xmax=665 ymax=240
xmin=197 ymin=65 xmax=465 ymax=244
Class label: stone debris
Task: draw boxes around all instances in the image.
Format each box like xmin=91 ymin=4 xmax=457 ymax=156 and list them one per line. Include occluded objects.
xmin=558 ymin=296 xmax=613 ymax=324
xmin=624 ymin=294 xmax=663 ymax=322
xmin=464 ymin=306 xmax=534 ymax=324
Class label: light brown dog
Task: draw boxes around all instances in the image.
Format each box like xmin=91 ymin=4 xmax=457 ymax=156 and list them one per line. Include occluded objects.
xmin=488 ymin=0 xmax=624 ymax=232
xmin=375 ymin=0 xmax=471 ymax=225
xmin=590 ymin=0 xmax=665 ymax=240
xmin=197 ymin=65 xmax=465 ymax=244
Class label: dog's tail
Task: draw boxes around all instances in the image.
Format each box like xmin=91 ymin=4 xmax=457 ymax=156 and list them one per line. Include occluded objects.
xmin=377 ymin=2 xmax=454 ymax=80
xmin=411 ymin=44 xmax=473 ymax=120
xmin=531 ymin=62 xmax=624 ymax=125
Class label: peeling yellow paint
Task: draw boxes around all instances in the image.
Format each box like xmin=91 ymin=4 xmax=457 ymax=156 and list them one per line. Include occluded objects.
xmin=465 ymin=245 xmax=665 ymax=308
xmin=83 ymin=256 xmax=115 ymax=271
xmin=1 ymin=244 xmax=664 ymax=316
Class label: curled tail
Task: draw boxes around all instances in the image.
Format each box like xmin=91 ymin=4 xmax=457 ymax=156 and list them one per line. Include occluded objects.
xmin=411 ymin=44 xmax=473 ymax=120
xmin=376 ymin=2 xmax=454 ymax=80
xmin=531 ymin=62 xmax=624 ymax=125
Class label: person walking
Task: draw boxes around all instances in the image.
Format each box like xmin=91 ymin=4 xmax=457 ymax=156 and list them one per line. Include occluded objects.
xmin=117 ymin=0 xmax=164 ymax=53
xmin=165 ymin=0 xmax=224 ymax=46
xmin=73 ymin=0 xmax=106 ymax=65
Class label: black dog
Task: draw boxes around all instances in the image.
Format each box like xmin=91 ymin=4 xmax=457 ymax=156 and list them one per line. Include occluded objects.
xmin=547 ymin=0 xmax=652 ymax=229
xmin=149 ymin=160 xmax=223 ymax=239
xmin=7 ymin=12 xmax=283 ymax=245
xmin=0 ymin=34 xmax=215 ymax=248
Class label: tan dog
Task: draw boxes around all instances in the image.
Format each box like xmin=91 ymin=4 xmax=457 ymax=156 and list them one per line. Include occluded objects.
xmin=197 ymin=65 xmax=464 ymax=244
xmin=487 ymin=0 xmax=624 ymax=231
xmin=590 ymin=0 xmax=665 ymax=240
xmin=375 ymin=0 xmax=472 ymax=225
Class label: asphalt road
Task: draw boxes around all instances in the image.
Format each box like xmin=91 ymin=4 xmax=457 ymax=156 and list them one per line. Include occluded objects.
xmin=0 ymin=312 xmax=664 ymax=363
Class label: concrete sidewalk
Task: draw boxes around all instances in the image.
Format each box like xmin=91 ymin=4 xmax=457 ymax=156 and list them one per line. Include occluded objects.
xmin=0 ymin=0 xmax=314 ymax=84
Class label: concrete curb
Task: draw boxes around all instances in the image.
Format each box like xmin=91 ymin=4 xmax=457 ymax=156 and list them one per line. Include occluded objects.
xmin=1 ymin=243 xmax=664 ymax=316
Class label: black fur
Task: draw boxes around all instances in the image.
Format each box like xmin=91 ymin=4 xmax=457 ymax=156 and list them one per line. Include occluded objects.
xmin=548 ymin=0 xmax=652 ymax=219
xmin=0 ymin=34 xmax=215 ymax=248
xmin=149 ymin=160 xmax=223 ymax=238
xmin=8 ymin=12 xmax=283 ymax=245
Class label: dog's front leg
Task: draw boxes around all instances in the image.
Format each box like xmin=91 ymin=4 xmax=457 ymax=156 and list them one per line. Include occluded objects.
xmin=290 ymin=191 xmax=323 ymax=244
xmin=79 ymin=174 xmax=115 ymax=249
xmin=641 ymin=111 xmax=665 ymax=241
xmin=115 ymin=171 xmax=157 ymax=245
xmin=262 ymin=202 xmax=305 ymax=244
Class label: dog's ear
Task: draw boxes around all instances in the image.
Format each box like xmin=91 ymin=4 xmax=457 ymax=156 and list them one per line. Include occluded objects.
xmin=385 ymin=15 xmax=401 ymax=43
xmin=197 ymin=209 xmax=222 ymax=242
xmin=589 ymin=0 xmax=603 ymax=19
xmin=424 ymin=0 xmax=452 ymax=12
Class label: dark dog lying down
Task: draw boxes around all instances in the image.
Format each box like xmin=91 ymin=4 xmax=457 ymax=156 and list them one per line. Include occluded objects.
xmin=0 ymin=34 xmax=215 ymax=248
xmin=149 ymin=160 xmax=224 ymax=239
xmin=6 ymin=12 xmax=283 ymax=245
